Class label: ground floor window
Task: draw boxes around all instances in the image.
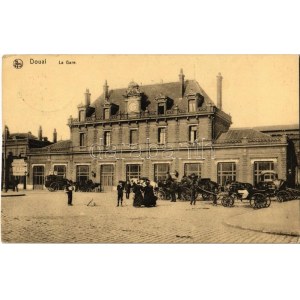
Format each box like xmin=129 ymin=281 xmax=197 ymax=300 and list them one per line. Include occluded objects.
xmin=53 ymin=165 xmax=66 ymax=179
xmin=253 ymin=161 xmax=275 ymax=185
xmin=184 ymin=163 xmax=202 ymax=177
xmin=76 ymin=165 xmax=90 ymax=183
xmin=33 ymin=165 xmax=45 ymax=189
xmin=100 ymin=164 xmax=114 ymax=187
xmin=217 ymin=162 xmax=236 ymax=186
xmin=154 ymin=163 xmax=169 ymax=182
xmin=126 ymin=164 xmax=141 ymax=181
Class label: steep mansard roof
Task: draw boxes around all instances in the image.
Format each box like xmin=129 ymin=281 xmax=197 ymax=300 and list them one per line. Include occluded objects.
xmin=90 ymin=79 xmax=217 ymax=119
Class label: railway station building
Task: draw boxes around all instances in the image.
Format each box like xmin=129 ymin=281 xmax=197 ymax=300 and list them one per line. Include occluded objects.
xmin=25 ymin=70 xmax=298 ymax=190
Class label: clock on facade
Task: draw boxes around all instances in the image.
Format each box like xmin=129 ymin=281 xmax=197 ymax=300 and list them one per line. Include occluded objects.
xmin=128 ymin=101 xmax=139 ymax=113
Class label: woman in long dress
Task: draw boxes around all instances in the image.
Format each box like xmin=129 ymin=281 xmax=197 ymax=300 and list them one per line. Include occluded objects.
xmin=143 ymin=180 xmax=157 ymax=207
xmin=132 ymin=181 xmax=144 ymax=207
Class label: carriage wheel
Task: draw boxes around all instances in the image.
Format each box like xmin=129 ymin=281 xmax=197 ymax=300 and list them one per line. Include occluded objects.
xmin=48 ymin=185 xmax=54 ymax=192
xmin=221 ymin=196 xmax=228 ymax=207
xmin=289 ymin=191 xmax=298 ymax=200
xmin=265 ymin=197 xmax=271 ymax=208
xmin=287 ymin=191 xmax=295 ymax=200
xmin=277 ymin=191 xmax=289 ymax=202
xmin=221 ymin=195 xmax=233 ymax=207
xmin=229 ymin=193 xmax=238 ymax=207
xmin=252 ymin=193 xmax=266 ymax=209
xmin=228 ymin=196 xmax=235 ymax=207
xmin=49 ymin=182 xmax=58 ymax=192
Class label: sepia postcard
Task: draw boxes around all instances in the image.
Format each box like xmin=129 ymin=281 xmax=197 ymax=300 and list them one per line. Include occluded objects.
xmin=1 ymin=55 xmax=299 ymax=243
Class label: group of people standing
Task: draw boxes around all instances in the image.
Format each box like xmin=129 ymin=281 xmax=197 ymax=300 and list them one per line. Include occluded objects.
xmin=65 ymin=171 xmax=200 ymax=207
xmin=117 ymin=179 xmax=157 ymax=208
xmin=167 ymin=172 xmax=199 ymax=205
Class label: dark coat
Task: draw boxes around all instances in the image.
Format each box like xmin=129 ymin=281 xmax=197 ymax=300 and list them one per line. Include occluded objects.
xmin=133 ymin=184 xmax=143 ymax=207
xmin=143 ymin=184 xmax=156 ymax=207
xmin=124 ymin=183 xmax=131 ymax=192
xmin=117 ymin=184 xmax=123 ymax=196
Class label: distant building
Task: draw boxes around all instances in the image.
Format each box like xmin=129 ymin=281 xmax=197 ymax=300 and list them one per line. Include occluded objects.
xmin=254 ymin=124 xmax=299 ymax=187
xmin=25 ymin=69 xmax=297 ymax=190
xmin=2 ymin=126 xmax=53 ymax=190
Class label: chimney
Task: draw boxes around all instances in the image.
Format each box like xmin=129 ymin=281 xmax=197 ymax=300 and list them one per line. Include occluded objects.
xmin=179 ymin=68 xmax=185 ymax=97
xmin=217 ymin=72 xmax=223 ymax=110
xmin=53 ymin=128 xmax=57 ymax=143
xmin=84 ymin=88 xmax=91 ymax=106
xmin=103 ymin=80 xmax=109 ymax=100
xmin=38 ymin=126 xmax=42 ymax=141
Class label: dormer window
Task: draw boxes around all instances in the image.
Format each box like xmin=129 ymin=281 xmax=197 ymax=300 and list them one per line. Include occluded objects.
xmin=187 ymin=91 xmax=204 ymax=112
xmin=158 ymin=103 xmax=165 ymax=115
xmin=104 ymin=108 xmax=110 ymax=119
xmin=155 ymin=93 xmax=168 ymax=115
xmin=188 ymin=100 xmax=196 ymax=112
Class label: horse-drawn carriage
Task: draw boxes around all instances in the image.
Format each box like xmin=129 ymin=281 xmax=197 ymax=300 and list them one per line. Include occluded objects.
xmin=156 ymin=172 xmax=276 ymax=209
xmin=156 ymin=175 xmax=219 ymax=202
xmin=74 ymin=179 xmax=100 ymax=192
xmin=131 ymin=170 xmax=299 ymax=209
xmin=156 ymin=180 xmax=174 ymax=200
xmin=256 ymin=171 xmax=300 ymax=202
xmin=46 ymin=175 xmax=100 ymax=192
xmin=219 ymin=181 xmax=272 ymax=209
xmin=45 ymin=175 xmax=70 ymax=192
xmin=219 ymin=171 xmax=300 ymax=208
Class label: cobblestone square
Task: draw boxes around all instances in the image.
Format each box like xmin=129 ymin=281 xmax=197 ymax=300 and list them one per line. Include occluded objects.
xmin=1 ymin=191 xmax=299 ymax=243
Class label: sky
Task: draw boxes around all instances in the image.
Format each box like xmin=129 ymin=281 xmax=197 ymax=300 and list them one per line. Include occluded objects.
xmin=2 ymin=55 xmax=299 ymax=141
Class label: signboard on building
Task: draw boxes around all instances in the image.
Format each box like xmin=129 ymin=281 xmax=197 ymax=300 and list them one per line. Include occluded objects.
xmin=12 ymin=159 xmax=28 ymax=176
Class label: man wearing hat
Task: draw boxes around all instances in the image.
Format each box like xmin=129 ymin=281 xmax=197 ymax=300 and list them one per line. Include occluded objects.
xmin=117 ymin=181 xmax=124 ymax=207
xmin=65 ymin=181 xmax=74 ymax=206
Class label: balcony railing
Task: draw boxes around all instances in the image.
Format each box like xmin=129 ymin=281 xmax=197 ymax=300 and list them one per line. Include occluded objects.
xmin=68 ymin=106 xmax=215 ymax=125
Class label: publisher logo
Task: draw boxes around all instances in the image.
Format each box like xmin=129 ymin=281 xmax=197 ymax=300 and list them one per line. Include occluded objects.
xmin=13 ymin=59 xmax=23 ymax=69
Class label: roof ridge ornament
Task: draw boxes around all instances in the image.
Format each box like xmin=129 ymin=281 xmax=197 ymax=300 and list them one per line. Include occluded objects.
xmin=125 ymin=80 xmax=141 ymax=97
xmin=155 ymin=92 xmax=167 ymax=101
